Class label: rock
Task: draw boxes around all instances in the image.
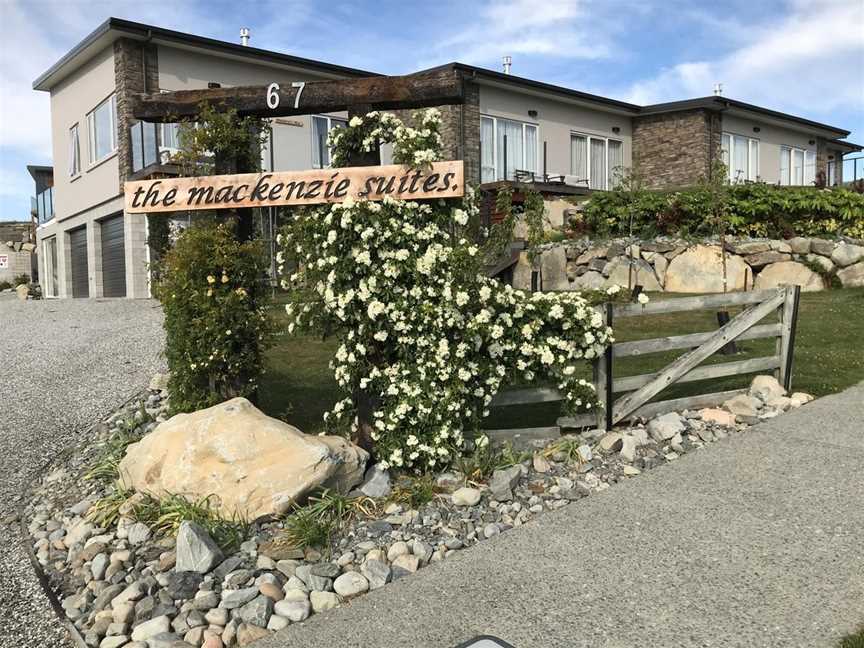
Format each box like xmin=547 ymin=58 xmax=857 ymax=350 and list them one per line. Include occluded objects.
xmin=838 ymin=262 xmax=864 ymax=287
xmin=598 ymin=432 xmax=622 ymax=452
xmin=91 ymin=553 xmax=110 ymax=581
xmin=788 ymin=237 xmax=811 ymax=254
xmin=575 ymin=246 xmax=607 ymax=265
xmin=744 ymin=251 xmax=790 ymax=268
xmin=488 ymin=465 xmax=521 ymax=501
xmin=723 ymin=394 xmax=761 ymax=419
xmin=412 ymin=539 xmax=433 ymax=565
xmin=618 ymin=436 xmax=637 ymax=462
xmin=754 ymin=261 xmax=824 ymax=292
xmin=749 ymin=375 xmax=786 ymax=402
xmin=810 ymin=239 xmax=835 ymax=256
xmin=576 ymin=444 xmax=593 ymax=462
xmin=511 ymin=251 xmax=533 ymax=291
xmin=258 ymin=582 xmax=284 ymax=601
xmin=130 ymin=615 xmax=170 ymax=642
xmin=149 ymin=373 xmax=170 ymax=392
xmin=602 ymin=257 xmax=662 ymax=292
xmin=532 ymin=454 xmax=550 ymax=473
xmin=166 ymin=571 xmax=204 ymax=599
xmin=333 ymin=572 xmax=369 ymax=598
xmin=310 ymin=590 xmax=339 ymax=612
xmin=99 ymin=637 xmax=129 ymax=648
xmin=790 ymin=392 xmax=815 ymax=407
xmin=730 ymin=241 xmax=771 ymax=255
xmin=360 ymin=559 xmax=391 ymax=590
xmin=451 ymin=487 xmax=481 ymax=506
xmin=831 ymin=243 xmax=864 ymax=267
xmin=238 ymin=595 xmax=272 ymax=627
xmin=391 ymin=554 xmax=419 ymax=578
xmin=221 ymin=587 xmax=259 ymax=609
xmin=359 ymin=465 xmax=391 ymax=499
xmin=267 ymin=615 xmax=289 ymax=631
xmin=386 ymin=541 xmax=409 ymax=562
xmin=699 ymin=408 xmax=737 ymax=427
xmin=64 ymin=520 xmax=95 ymax=548
xmin=273 ymin=599 xmax=310 ymax=622
xmin=111 ymin=583 xmax=144 ymax=608
xmin=571 ymin=271 xmax=606 ymax=290
xmin=622 ymin=465 xmax=641 ymax=476
xmin=190 ymin=590 xmax=219 ymax=610
xmin=15 ymin=283 xmax=28 ymax=300
xmin=118 ymin=398 xmax=369 ymax=520
xmin=647 ymin=413 xmax=685 ymax=442
xmin=764 ymin=396 xmax=793 ymax=411
xmin=539 ymin=246 xmax=569 ymax=291
xmin=664 ymin=245 xmax=749 ymax=293
xmin=310 ymin=562 xmax=341 ymax=579
xmin=294 ymin=564 xmax=330 ymax=591
xmin=236 ymin=624 xmax=270 ymax=646
xmin=175 ymin=522 xmax=223 ymax=574
xmin=805 ymin=253 xmax=834 ymax=274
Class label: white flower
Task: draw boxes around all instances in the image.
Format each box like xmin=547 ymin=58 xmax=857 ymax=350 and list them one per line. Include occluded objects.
xmin=637 ymin=293 xmax=650 ymax=304
xmin=349 ymin=116 xmax=363 ymax=127
xmin=606 ymin=284 xmax=621 ymax=295
xmin=453 ymin=209 xmax=468 ymax=226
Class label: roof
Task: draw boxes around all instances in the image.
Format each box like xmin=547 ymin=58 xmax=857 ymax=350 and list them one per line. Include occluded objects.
xmin=26 ymin=165 xmax=53 ymax=181
xmin=33 ymin=17 xmax=377 ymax=91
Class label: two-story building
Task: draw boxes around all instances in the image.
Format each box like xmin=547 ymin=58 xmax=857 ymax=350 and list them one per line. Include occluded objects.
xmin=31 ymin=18 xmax=860 ymax=298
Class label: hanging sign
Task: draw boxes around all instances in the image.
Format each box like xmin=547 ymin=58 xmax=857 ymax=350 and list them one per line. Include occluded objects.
xmin=124 ymin=161 xmax=463 ymax=214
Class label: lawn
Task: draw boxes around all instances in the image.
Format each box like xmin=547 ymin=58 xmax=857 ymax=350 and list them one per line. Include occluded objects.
xmin=259 ymin=288 xmax=864 ymax=433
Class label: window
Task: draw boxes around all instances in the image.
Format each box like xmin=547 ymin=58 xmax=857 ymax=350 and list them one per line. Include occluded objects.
xmin=161 ymin=123 xmax=180 ymax=152
xmin=87 ymin=94 xmax=117 ymax=164
xmin=68 ymin=124 xmax=81 ymax=176
xmin=721 ymin=133 xmax=759 ymax=183
xmin=480 ymin=115 xmax=538 ymax=182
xmin=43 ymin=237 xmax=58 ymax=298
xmin=312 ymin=115 xmax=347 ymax=168
xmin=780 ymin=145 xmax=814 ymax=185
xmin=570 ymin=134 xmax=624 ymax=190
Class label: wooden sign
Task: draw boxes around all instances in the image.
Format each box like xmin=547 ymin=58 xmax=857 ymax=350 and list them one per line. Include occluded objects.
xmin=124 ymin=161 xmax=464 ymax=214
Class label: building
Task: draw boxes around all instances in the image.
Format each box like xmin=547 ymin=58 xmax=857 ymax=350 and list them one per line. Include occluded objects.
xmin=31 ymin=18 xmax=861 ymax=298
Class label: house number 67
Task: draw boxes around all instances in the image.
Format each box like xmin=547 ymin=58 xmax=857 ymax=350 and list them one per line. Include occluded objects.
xmin=268 ymin=82 xmax=305 ymax=110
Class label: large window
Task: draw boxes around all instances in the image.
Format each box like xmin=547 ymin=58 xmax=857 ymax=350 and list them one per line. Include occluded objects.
xmin=312 ymin=115 xmax=347 ymax=168
xmin=68 ymin=124 xmax=81 ymax=176
xmin=480 ymin=115 xmax=538 ymax=182
xmin=570 ymin=134 xmax=624 ymax=190
xmin=780 ymin=146 xmax=816 ymax=186
xmin=721 ymin=133 xmax=759 ymax=183
xmin=42 ymin=237 xmax=58 ymax=298
xmin=87 ymin=94 xmax=117 ymax=164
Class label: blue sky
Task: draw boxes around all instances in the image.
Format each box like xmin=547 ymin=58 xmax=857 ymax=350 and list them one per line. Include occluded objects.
xmin=1 ymin=0 xmax=862 ymax=221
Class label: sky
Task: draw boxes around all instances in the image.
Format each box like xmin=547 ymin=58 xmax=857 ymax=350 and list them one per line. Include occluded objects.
xmin=1 ymin=0 xmax=863 ymax=221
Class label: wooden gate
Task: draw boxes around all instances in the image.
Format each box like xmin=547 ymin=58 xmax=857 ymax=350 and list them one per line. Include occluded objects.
xmin=487 ymin=285 xmax=801 ymax=440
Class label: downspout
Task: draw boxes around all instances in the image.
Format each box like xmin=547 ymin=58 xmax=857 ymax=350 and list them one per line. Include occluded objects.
xmin=141 ymin=29 xmax=153 ymax=94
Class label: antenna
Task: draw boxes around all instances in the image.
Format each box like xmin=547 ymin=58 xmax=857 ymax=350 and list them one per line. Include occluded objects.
xmin=502 ymin=55 xmax=512 ymax=75
xmin=713 ymin=82 xmax=723 ymax=96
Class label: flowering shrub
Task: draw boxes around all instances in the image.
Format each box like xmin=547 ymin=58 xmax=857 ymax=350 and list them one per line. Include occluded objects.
xmin=278 ymin=110 xmax=616 ymax=473
xmin=154 ymin=223 xmax=273 ymax=413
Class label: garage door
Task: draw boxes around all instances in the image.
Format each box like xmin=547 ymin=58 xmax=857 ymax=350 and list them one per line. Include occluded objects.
xmin=100 ymin=214 xmax=126 ymax=297
xmin=69 ymin=226 xmax=89 ymax=298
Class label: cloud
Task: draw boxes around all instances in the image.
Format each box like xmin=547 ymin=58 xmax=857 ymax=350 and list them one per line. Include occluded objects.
xmin=620 ymin=0 xmax=864 ymax=116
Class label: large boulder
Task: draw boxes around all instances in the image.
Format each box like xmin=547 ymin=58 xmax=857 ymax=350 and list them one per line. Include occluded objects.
xmin=753 ymin=261 xmax=824 ymax=292
xmin=664 ymin=245 xmax=749 ymax=293
xmin=539 ymin=246 xmax=569 ymax=291
xmin=837 ymin=262 xmax=864 ymax=288
xmin=511 ymin=252 xmax=533 ymax=291
xmin=831 ymin=243 xmax=864 ymax=268
xmin=119 ymin=398 xmax=368 ymax=520
xmin=603 ymin=257 xmax=662 ymax=291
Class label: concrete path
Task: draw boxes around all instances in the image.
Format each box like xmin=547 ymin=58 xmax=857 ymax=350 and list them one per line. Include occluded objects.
xmin=258 ymin=383 xmax=864 ymax=648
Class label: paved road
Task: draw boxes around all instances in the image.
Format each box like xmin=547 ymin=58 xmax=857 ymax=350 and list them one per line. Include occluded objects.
xmin=0 ymin=296 xmax=164 ymax=648
xmin=259 ymin=382 xmax=864 ymax=648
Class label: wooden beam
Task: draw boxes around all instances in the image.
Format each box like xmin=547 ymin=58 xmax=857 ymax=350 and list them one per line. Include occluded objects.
xmin=612 ymin=355 xmax=781 ymax=393
xmin=613 ymin=322 xmax=781 ymax=358
xmin=612 ymin=289 xmax=778 ymax=318
xmin=131 ymin=70 xmax=465 ymax=122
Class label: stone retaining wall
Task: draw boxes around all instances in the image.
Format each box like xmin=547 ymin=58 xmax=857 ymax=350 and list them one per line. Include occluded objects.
xmin=513 ymin=237 xmax=864 ymax=294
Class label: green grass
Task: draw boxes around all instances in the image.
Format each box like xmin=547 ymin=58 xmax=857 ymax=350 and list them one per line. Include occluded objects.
xmin=259 ymin=289 xmax=864 ymax=433
xmin=840 ymin=626 xmax=864 ymax=648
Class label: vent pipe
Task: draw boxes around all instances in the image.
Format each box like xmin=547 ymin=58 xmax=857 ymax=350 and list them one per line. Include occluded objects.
xmin=502 ymin=55 xmax=512 ymax=75
xmin=713 ymin=82 xmax=723 ymax=96
xmin=240 ymin=27 xmax=250 ymax=47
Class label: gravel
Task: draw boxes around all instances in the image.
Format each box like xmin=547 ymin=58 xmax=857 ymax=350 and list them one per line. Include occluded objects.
xmin=0 ymin=296 xmax=163 ymax=648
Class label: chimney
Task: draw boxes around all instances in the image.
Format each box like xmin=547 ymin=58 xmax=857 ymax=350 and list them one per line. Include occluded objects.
xmin=502 ymin=55 xmax=512 ymax=75
xmin=240 ymin=27 xmax=250 ymax=47
xmin=713 ymin=82 xmax=723 ymax=96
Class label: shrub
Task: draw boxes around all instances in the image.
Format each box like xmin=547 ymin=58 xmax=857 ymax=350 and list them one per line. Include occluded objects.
xmin=0 ymin=281 xmax=11 ymax=291
xmin=583 ymin=183 xmax=864 ymax=239
xmin=153 ymin=222 xmax=273 ymax=413
xmin=12 ymin=273 xmax=30 ymax=287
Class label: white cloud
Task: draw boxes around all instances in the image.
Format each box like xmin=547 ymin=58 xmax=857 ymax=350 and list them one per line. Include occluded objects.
xmin=621 ymin=0 xmax=864 ymax=116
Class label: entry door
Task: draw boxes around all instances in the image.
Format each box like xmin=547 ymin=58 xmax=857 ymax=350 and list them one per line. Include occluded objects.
xmin=43 ymin=237 xmax=58 ymax=297
xmin=100 ymin=214 xmax=126 ymax=297
xmin=69 ymin=226 xmax=89 ymax=298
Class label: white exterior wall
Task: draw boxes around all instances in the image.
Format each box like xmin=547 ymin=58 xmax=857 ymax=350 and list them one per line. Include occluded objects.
xmin=478 ymin=84 xmax=633 ymax=180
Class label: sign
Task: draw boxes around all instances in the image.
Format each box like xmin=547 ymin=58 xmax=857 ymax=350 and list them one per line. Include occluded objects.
xmin=124 ymin=161 xmax=464 ymax=214
xmin=0 ymin=255 xmax=8 ymax=269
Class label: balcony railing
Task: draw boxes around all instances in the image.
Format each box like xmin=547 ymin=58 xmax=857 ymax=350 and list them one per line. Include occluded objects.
xmin=32 ymin=187 xmax=54 ymax=225
xmin=130 ymin=121 xmax=180 ymax=173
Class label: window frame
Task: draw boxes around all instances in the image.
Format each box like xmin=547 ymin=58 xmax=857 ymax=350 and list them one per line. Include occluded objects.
xmin=570 ymin=132 xmax=624 ymax=190
xmin=721 ymin=132 xmax=760 ymax=183
xmin=86 ymin=93 xmax=118 ymax=166
xmin=779 ymin=144 xmax=815 ymax=186
xmin=68 ymin=123 xmax=81 ymax=177
xmin=311 ymin=114 xmax=348 ymax=168
xmin=479 ymin=114 xmax=539 ymax=182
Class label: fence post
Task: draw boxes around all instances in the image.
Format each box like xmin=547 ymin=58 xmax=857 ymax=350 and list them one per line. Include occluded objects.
xmin=778 ymin=284 xmax=801 ymax=391
xmin=594 ymin=302 xmax=614 ymax=430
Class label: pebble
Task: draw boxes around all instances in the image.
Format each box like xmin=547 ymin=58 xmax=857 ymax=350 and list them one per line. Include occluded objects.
xmin=333 ymin=572 xmax=369 ymax=598
xmin=451 ymin=487 xmax=482 ymax=506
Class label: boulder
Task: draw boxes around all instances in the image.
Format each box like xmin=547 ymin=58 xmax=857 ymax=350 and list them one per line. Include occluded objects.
xmin=118 ymin=398 xmax=368 ymax=520
xmin=575 ymin=246 xmax=607 ymax=264
xmin=571 ymin=271 xmax=606 ymax=290
xmin=787 ymin=237 xmax=811 ymax=254
xmin=831 ymin=243 xmax=864 ymax=267
xmin=15 ymin=284 xmax=29 ymax=300
xmin=729 ymin=241 xmax=770 ymax=255
xmin=488 ymin=465 xmax=522 ymax=502
xmin=749 ymin=375 xmax=786 ymax=402
xmin=603 ymin=257 xmax=662 ymax=292
xmin=810 ymin=239 xmax=835 ymax=256
xmin=176 ymin=522 xmax=223 ymax=574
xmin=359 ymin=465 xmax=391 ymax=499
xmin=646 ymin=413 xmax=686 ymax=442
xmin=769 ymin=240 xmax=792 ymax=254
xmin=664 ymin=245 xmax=749 ymax=293
xmin=805 ymin=254 xmax=834 ymax=274
xmin=838 ymin=262 xmax=864 ymax=288
xmin=539 ymin=246 xmax=568 ymax=291
xmin=723 ymin=394 xmax=761 ymax=420
xmin=511 ymin=252 xmax=533 ymax=291
xmin=753 ymin=261 xmax=824 ymax=292
xmin=744 ymin=251 xmax=790 ymax=268
xmin=698 ymin=408 xmax=736 ymax=427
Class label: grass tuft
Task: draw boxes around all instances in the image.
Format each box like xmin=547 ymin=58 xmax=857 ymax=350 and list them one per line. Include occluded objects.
xmin=278 ymin=489 xmax=362 ymax=554
xmin=456 ymin=439 xmax=529 ymax=483
xmin=389 ymin=474 xmax=438 ymax=509
xmin=86 ymin=486 xmax=136 ymax=528
xmin=84 ymin=406 xmax=154 ymax=484
xmin=840 ymin=626 xmax=864 ymax=648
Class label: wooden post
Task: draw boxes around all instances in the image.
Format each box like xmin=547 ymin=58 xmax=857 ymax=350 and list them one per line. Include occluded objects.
xmin=778 ymin=284 xmax=801 ymax=391
xmin=594 ymin=302 xmax=614 ymax=430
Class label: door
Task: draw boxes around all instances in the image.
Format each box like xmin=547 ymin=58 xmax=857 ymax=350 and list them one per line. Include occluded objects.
xmin=43 ymin=237 xmax=57 ymax=297
xmin=100 ymin=214 xmax=126 ymax=297
xmin=69 ymin=226 xmax=89 ymax=298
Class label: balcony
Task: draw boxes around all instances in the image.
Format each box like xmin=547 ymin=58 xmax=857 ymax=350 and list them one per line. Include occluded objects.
xmin=31 ymin=187 xmax=54 ymax=225
xmin=129 ymin=121 xmax=181 ymax=180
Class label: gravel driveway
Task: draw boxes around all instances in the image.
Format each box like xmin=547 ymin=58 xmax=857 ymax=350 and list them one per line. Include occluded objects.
xmin=0 ymin=296 xmax=164 ymax=648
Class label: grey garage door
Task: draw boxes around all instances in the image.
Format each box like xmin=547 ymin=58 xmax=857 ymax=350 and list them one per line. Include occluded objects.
xmin=69 ymin=226 xmax=89 ymax=298
xmin=100 ymin=214 xmax=126 ymax=297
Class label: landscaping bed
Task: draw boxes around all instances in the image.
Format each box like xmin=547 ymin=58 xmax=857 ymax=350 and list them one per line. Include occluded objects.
xmin=22 ymin=374 xmax=815 ymax=648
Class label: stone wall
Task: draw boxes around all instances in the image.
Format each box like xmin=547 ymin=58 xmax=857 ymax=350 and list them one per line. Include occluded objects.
xmin=514 ymin=236 xmax=864 ymax=294
xmin=631 ymin=108 xmax=722 ymax=188
xmin=0 ymin=241 xmax=35 ymax=285
xmin=114 ymin=38 xmax=159 ymax=187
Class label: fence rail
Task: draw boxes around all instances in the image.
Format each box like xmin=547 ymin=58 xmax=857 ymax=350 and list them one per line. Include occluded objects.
xmin=486 ymin=285 xmax=801 ymax=438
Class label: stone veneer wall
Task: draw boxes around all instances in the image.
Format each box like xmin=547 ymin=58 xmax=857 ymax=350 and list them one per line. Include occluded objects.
xmin=114 ymin=38 xmax=159 ymax=187
xmin=513 ymin=237 xmax=864 ymax=294
xmin=631 ymin=108 xmax=722 ymax=189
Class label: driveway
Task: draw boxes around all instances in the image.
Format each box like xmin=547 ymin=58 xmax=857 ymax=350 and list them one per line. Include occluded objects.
xmin=257 ymin=382 xmax=864 ymax=648
xmin=0 ymin=297 xmax=164 ymax=648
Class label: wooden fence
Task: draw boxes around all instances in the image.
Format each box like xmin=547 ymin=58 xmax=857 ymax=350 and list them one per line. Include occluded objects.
xmin=486 ymin=285 xmax=801 ymax=442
